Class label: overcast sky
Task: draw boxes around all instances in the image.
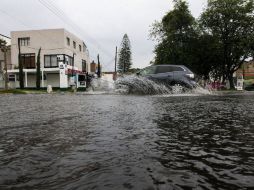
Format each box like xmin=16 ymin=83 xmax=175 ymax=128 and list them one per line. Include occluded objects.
xmin=0 ymin=0 xmax=207 ymax=71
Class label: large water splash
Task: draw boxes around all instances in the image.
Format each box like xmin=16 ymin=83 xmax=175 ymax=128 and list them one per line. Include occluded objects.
xmin=115 ymin=75 xmax=171 ymax=95
xmin=86 ymin=75 xmax=211 ymax=95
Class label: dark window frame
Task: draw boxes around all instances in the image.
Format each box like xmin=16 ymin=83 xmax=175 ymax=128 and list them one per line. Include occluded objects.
xmin=73 ymin=41 xmax=76 ymax=49
xmin=66 ymin=37 xmax=70 ymax=46
xmin=20 ymin=53 xmax=35 ymax=69
xmin=8 ymin=74 xmax=16 ymax=82
xmin=82 ymin=60 xmax=86 ymax=72
xmin=44 ymin=55 xmax=58 ymax=68
xmin=18 ymin=37 xmax=30 ymax=46
xmin=44 ymin=54 xmax=74 ymax=68
xmin=79 ymin=44 xmax=82 ymax=52
xmin=83 ymin=42 xmax=87 ymax=52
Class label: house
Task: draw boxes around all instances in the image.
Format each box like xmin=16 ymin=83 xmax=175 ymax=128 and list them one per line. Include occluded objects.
xmin=90 ymin=60 xmax=97 ymax=73
xmin=90 ymin=60 xmax=102 ymax=74
xmin=0 ymin=34 xmax=11 ymax=88
xmin=236 ymin=60 xmax=254 ymax=80
xmin=5 ymin=28 xmax=90 ymax=89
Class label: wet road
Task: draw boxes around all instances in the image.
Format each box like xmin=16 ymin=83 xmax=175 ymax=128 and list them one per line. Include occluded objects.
xmin=0 ymin=93 xmax=254 ymax=190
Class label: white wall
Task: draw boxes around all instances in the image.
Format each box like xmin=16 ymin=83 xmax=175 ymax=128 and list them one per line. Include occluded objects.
xmin=11 ymin=29 xmax=90 ymax=72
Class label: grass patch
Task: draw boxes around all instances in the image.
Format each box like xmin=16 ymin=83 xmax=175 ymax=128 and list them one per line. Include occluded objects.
xmin=0 ymin=89 xmax=28 ymax=94
xmin=0 ymin=89 xmax=47 ymax=94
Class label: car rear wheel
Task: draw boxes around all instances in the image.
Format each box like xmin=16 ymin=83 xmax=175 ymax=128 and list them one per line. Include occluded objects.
xmin=171 ymin=83 xmax=185 ymax=94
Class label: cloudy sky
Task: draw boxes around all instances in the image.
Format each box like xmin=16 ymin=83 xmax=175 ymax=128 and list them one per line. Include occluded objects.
xmin=0 ymin=0 xmax=207 ymax=71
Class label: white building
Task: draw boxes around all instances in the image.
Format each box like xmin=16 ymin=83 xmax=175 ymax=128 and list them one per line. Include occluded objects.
xmin=6 ymin=28 xmax=90 ymax=89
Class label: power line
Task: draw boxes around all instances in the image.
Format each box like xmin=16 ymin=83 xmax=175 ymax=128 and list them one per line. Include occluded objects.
xmin=38 ymin=0 xmax=114 ymax=59
xmin=0 ymin=2 xmax=116 ymax=71
xmin=0 ymin=9 xmax=80 ymax=54
xmin=37 ymin=0 xmax=117 ymax=71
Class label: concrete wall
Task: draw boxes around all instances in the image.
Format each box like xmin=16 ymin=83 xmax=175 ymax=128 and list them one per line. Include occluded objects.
xmin=11 ymin=29 xmax=90 ymax=72
xmin=11 ymin=29 xmax=65 ymax=68
xmin=64 ymin=30 xmax=90 ymax=72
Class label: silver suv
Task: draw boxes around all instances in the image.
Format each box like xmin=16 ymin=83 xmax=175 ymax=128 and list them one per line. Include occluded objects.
xmin=137 ymin=65 xmax=197 ymax=90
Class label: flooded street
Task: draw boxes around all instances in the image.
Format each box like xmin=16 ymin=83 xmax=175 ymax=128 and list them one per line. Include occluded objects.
xmin=0 ymin=93 xmax=254 ymax=190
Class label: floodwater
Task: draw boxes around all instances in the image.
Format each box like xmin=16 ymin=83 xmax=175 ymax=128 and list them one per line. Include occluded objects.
xmin=0 ymin=93 xmax=254 ymax=190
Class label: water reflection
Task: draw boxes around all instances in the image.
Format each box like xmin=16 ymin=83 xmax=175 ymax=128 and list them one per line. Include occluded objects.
xmin=151 ymin=95 xmax=254 ymax=189
xmin=0 ymin=94 xmax=253 ymax=190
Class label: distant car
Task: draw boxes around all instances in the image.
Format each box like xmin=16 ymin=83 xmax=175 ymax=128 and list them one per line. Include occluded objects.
xmin=136 ymin=65 xmax=197 ymax=92
xmin=245 ymin=83 xmax=254 ymax=91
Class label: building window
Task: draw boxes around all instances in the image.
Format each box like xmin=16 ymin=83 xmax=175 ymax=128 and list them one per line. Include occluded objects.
xmin=83 ymin=43 xmax=87 ymax=52
xmin=66 ymin=37 xmax=70 ymax=46
xmin=69 ymin=56 xmax=74 ymax=66
xmin=73 ymin=41 xmax=76 ymax=49
xmin=20 ymin=53 xmax=35 ymax=68
xmin=82 ymin=60 xmax=86 ymax=72
xmin=44 ymin=55 xmax=58 ymax=68
xmin=8 ymin=74 xmax=15 ymax=82
xmin=63 ymin=55 xmax=73 ymax=66
xmin=19 ymin=37 xmax=30 ymax=46
xmin=79 ymin=45 xmax=82 ymax=52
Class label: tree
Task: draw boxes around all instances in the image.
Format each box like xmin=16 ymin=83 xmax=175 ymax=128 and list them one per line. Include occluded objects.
xmin=200 ymin=0 xmax=254 ymax=89
xmin=151 ymin=0 xmax=196 ymax=66
xmin=118 ymin=34 xmax=132 ymax=73
xmin=36 ymin=48 xmax=41 ymax=89
xmin=150 ymin=0 xmax=218 ymax=79
xmin=0 ymin=39 xmax=10 ymax=89
xmin=18 ymin=38 xmax=24 ymax=89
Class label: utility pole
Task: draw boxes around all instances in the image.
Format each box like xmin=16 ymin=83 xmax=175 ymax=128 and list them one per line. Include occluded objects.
xmin=115 ymin=46 xmax=117 ymax=73
xmin=97 ymin=54 xmax=101 ymax=78
xmin=114 ymin=46 xmax=117 ymax=80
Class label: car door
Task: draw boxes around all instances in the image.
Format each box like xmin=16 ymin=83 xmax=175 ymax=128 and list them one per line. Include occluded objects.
xmin=153 ymin=66 xmax=173 ymax=83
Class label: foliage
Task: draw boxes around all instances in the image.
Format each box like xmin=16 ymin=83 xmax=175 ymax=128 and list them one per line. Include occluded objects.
xmin=36 ymin=48 xmax=41 ymax=89
xmin=118 ymin=34 xmax=132 ymax=73
xmin=151 ymin=0 xmax=254 ymax=88
xmin=200 ymin=0 xmax=254 ymax=89
xmin=0 ymin=38 xmax=10 ymax=89
xmin=151 ymin=0 xmax=211 ymax=77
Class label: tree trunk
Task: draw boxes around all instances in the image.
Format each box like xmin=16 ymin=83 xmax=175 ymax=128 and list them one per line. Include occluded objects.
xmin=18 ymin=39 xmax=24 ymax=89
xmin=36 ymin=48 xmax=41 ymax=89
xmin=228 ymin=72 xmax=235 ymax=90
xmin=4 ymin=49 xmax=8 ymax=90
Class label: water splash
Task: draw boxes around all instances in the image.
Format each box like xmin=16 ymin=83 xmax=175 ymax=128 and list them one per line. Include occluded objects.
xmin=85 ymin=75 xmax=211 ymax=96
xmin=115 ymin=75 xmax=171 ymax=95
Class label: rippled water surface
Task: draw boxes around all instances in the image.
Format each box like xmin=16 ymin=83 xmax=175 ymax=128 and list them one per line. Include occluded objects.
xmin=0 ymin=93 xmax=254 ymax=190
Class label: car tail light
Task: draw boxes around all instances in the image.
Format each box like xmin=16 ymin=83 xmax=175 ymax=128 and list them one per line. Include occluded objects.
xmin=186 ymin=73 xmax=194 ymax=79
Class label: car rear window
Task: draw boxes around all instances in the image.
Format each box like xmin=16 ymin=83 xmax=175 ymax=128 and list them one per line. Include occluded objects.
xmin=156 ymin=66 xmax=184 ymax=73
xmin=156 ymin=66 xmax=172 ymax=73
xmin=171 ymin=66 xmax=184 ymax=71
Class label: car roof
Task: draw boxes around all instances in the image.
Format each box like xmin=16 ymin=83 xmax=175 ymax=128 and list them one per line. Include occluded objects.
xmin=153 ymin=64 xmax=186 ymax=67
xmin=150 ymin=64 xmax=194 ymax=72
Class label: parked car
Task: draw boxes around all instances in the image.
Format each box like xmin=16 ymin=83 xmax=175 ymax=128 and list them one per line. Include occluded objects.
xmin=136 ymin=65 xmax=197 ymax=92
xmin=245 ymin=83 xmax=254 ymax=91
